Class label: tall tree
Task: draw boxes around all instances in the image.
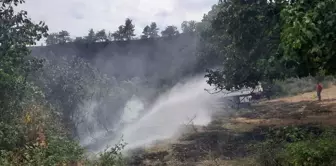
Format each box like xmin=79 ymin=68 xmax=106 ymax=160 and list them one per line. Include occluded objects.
xmin=112 ymin=25 xmax=124 ymax=41
xmin=58 ymin=30 xmax=71 ymax=44
xmin=201 ymin=0 xmax=285 ymax=91
xmin=123 ymin=18 xmax=136 ymax=40
xmin=45 ymin=31 xmax=71 ymax=45
xmin=0 ymin=0 xmax=48 ymax=149
xmin=96 ymin=29 xmax=108 ymax=42
xmin=161 ymin=25 xmax=179 ymax=37
xmin=195 ymin=3 xmax=224 ymax=72
xmin=149 ymin=22 xmax=160 ymax=38
xmin=45 ymin=32 xmax=59 ymax=45
xmin=85 ymin=28 xmax=96 ymax=42
xmin=107 ymin=32 xmax=114 ymax=41
xmin=281 ymin=0 xmax=336 ymax=76
xmin=141 ymin=25 xmax=150 ymax=39
xmin=181 ymin=20 xmax=197 ymax=34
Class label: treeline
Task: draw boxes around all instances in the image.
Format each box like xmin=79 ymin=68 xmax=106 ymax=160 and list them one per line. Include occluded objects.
xmin=45 ymin=19 xmax=198 ymax=45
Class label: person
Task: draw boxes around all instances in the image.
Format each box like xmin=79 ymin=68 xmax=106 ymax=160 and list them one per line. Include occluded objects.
xmin=316 ymin=82 xmax=323 ymax=101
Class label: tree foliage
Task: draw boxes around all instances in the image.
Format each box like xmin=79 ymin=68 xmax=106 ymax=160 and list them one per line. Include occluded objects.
xmin=201 ymin=0 xmax=285 ymax=91
xmin=74 ymin=36 xmax=85 ymax=43
xmin=58 ymin=30 xmax=72 ymax=43
xmin=0 ymin=0 xmax=48 ymax=124
xmin=181 ymin=20 xmax=197 ymax=34
xmin=141 ymin=25 xmax=150 ymax=39
xmin=149 ymin=22 xmax=160 ymax=38
xmin=85 ymin=28 xmax=96 ymax=43
xmin=45 ymin=32 xmax=59 ymax=45
xmin=281 ymin=0 xmax=336 ymax=76
xmin=112 ymin=25 xmax=124 ymax=41
xmin=123 ymin=18 xmax=136 ymax=40
xmin=201 ymin=0 xmax=336 ymax=91
xmin=0 ymin=0 xmax=90 ymax=165
xmin=96 ymin=29 xmax=108 ymax=42
xmin=195 ymin=3 xmax=224 ymax=72
xmin=141 ymin=22 xmax=160 ymax=39
xmin=161 ymin=25 xmax=179 ymax=37
xmin=45 ymin=30 xmax=71 ymax=45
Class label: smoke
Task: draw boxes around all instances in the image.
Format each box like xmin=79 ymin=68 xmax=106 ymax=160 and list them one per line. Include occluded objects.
xmin=84 ymin=75 xmax=224 ymax=154
xmin=30 ymin=34 xmax=216 ymax=154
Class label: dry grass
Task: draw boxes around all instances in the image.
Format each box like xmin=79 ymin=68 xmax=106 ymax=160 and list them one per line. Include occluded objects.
xmin=136 ymin=86 xmax=336 ymax=166
xmin=145 ymin=141 xmax=172 ymax=153
xmin=196 ymin=158 xmax=256 ymax=166
xmin=230 ymin=86 xmax=336 ymax=128
xmin=270 ymin=85 xmax=336 ymax=103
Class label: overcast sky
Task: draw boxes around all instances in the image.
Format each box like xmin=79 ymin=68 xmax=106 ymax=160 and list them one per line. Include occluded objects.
xmin=20 ymin=0 xmax=217 ymax=39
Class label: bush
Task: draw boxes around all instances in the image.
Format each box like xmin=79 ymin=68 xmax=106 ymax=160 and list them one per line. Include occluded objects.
xmin=0 ymin=138 xmax=85 ymax=166
xmin=87 ymin=141 xmax=127 ymax=166
xmin=254 ymin=126 xmax=336 ymax=166
xmin=0 ymin=102 xmax=86 ymax=166
xmin=284 ymin=137 xmax=336 ymax=166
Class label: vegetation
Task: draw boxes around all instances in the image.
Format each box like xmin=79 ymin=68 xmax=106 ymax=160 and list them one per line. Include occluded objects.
xmin=2 ymin=0 xmax=336 ymax=165
xmin=181 ymin=20 xmax=197 ymax=34
xmin=255 ymin=126 xmax=336 ymax=166
xmin=271 ymin=76 xmax=336 ymax=98
xmin=44 ymin=19 xmax=196 ymax=45
xmin=0 ymin=0 xmax=131 ymax=165
xmin=199 ymin=0 xmax=336 ymax=91
xmin=125 ymin=85 xmax=336 ymax=165
xmin=281 ymin=0 xmax=336 ymax=77
xmin=0 ymin=0 xmax=85 ymax=165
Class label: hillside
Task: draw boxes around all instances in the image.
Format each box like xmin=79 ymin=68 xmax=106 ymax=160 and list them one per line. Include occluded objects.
xmin=127 ymin=85 xmax=336 ymax=166
xmin=30 ymin=34 xmax=200 ymax=84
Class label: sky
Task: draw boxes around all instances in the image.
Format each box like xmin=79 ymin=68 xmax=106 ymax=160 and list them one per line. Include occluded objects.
xmin=20 ymin=0 xmax=217 ymax=40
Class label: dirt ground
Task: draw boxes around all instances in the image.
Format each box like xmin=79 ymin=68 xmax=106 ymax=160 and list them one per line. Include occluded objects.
xmin=231 ymin=86 xmax=336 ymax=127
xmin=128 ymin=86 xmax=336 ymax=166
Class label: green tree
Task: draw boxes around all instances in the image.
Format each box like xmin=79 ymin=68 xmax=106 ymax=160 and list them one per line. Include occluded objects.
xmin=34 ymin=55 xmax=99 ymax=137
xmin=85 ymin=28 xmax=96 ymax=42
xmin=45 ymin=31 xmax=71 ymax=45
xmin=161 ymin=25 xmax=179 ymax=37
xmin=0 ymin=0 xmax=48 ymax=149
xmin=0 ymin=1 xmax=125 ymax=165
xmin=201 ymin=0 xmax=285 ymax=91
xmin=107 ymin=32 xmax=114 ymax=41
xmin=74 ymin=37 xmax=85 ymax=43
xmin=280 ymin=0 xmax=336 ymax=77
xmin=45 ymin=32 xmax=59 ymax=45
xmin=149 ymin=22 xmax=160 ymax=38
xmin=123 ymin=18 xmax=136 ymax=40
xmin=181 ymin=20 xmax=197 ymax=34
xmin=141 ymin=25 xmax=150 ymax=39
xmin=112 ymin=25 xmax=124 ymax=41
xmin=58 ymin=30 xmax=72 ymax=44
xmin=96 ymin=29 xmax=108 ymax=42
xmin=195 ymin=3 xmax=224 ymax=72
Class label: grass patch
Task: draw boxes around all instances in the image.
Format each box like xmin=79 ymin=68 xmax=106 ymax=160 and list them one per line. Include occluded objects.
xmin=252 ymin=125 xmax=336 ymax=166
xmin=271 ymin=76 xmax=336 ymax=98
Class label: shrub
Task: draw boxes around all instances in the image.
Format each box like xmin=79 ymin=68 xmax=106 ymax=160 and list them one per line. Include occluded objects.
xmin=283 ymin=137 xmax=336 ymax=166
xmin=254 ymin=126 xmax=336 ymax=166
xmin=0 ymin=102 xmax=86 ymax=166
xmin=87 ymin=141 xmax=127 ymax=166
